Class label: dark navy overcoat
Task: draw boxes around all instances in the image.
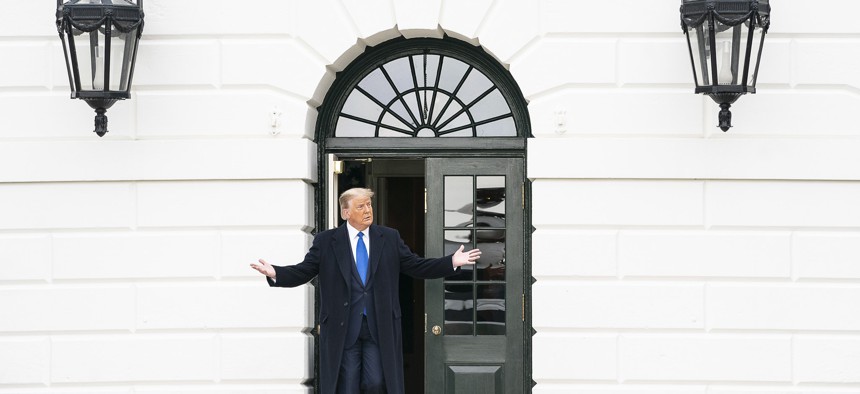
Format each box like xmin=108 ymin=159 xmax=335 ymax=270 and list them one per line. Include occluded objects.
xmin=267 ymin=224 xmax=456 ymax=394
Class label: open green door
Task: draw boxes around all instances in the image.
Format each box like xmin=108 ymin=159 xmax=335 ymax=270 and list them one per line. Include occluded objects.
xmin=425 ymin=157 xmax=525 ymax=394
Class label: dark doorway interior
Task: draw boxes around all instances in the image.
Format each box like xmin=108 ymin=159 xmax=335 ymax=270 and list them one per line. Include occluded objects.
xmin=336 ymin=159 xmax=426 ymax=394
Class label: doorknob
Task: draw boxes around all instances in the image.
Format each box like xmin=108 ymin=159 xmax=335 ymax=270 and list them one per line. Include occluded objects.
xmin=432 ymin=325 xmax=442 ymax=336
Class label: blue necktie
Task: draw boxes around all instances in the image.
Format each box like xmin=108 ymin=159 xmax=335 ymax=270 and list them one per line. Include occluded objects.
xmin=356 ymin=232 xmax=368 ymax=285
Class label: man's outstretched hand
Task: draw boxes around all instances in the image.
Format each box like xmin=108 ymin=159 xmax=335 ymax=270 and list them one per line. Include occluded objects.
xmin=250 ymin=259 xmax=276 ymax=279
xmin=452 ymin=245 xmax=481 ymax=268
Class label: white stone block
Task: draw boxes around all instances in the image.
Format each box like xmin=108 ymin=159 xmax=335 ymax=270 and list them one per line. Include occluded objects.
xmin=533 ymin=333 xmax=616 ymax=381
xmin=0 ymin=139 xmax=317 ymax=183
xmin=619 ymin=231 xmax=791 ymax=278
xmin=708 ymin=284 xmax=860 ymax=331
xmin=0 ymin=92 xmax=136 ymax=140
xmin=0 ymin=235 xmax=50 ymax=281
xmin=52 ymin=232 xmax=218 ymax=280
xmin=51 ymin=335 xmax=217 ymax=383
xmin=794 ymin=233 xmax=860 ymax=279
xmin=532 ymin=180 xmax=703 ymax=227
xmin=707 ymin=389 xmax=792 ymax=394
xmin=706 ymin=181 xmax=860 ymax=228
xmin=0 ymin=389 xmax=131 ymax=394
xmin=0 ymin=43 xmax=50 ymax=88
xmin=528 ymin=138 xmax=860 ymax=180
xmin=221 ymin=230 xmax=312 ymax=278
xmin=775 ymin=0 xmax=860 ymax=34
xmin=618 ymin=39 xmax=692 ymax=85
xmin=754 ymin=39 xmax=792 ymax=86
xmin=134 ymin=40 xmax=220 ymax=87
xmin=0 ymin=2 xmax=55 ymax=37
xmin=0 ymin=286 xmax=134 ymax=332
xmin=440 ymin=0 xmax=494 ymax=40
xmin=136 ymin=90 xmax=310 ymax=138
xmin=292 ymin=0 xmax=360 ymax=67
xmin=540 ymin=0 xmax=681 ymax=34
xmin=132 ymin=139 xmax=316 ymax=182
xmin=136 ymin=180 xmax=312 ymax=228
xmin=394 ymin=0 xmax=442 ymax=37
xmin=793 ymin=39 xmax=860 ymax=90
xmin=136 ymin=283 xmax=310 ymax=330
xmin=795 ymin=337 xmax=860 ymax=383
xmin=220 ymin=333 xmax=310 ymax=380
xmin=221 ymin=39 xmax=328 ymax=100
xmin=0 ymin=337 xmax=49 ymax=384
xmin=134 ymin=386 xmax=309 ymax=394
xmin=620 ymin=335 xmax=791 ymax=382
xmin=510 ymin=38 xmax=616 ymax=98
xmin=143 ymin=0 xmax=292 ymax=36
xmin=533 ymin=385 xmax=706 ymax=394
xmin=532 ymin=230 xmax=616 ymax=278
xmin=0 ymin=182 xmax=133 ymax=230
xmin=342 ymin=0 xmax=397 ymax=41
xmin=533 ymin=282 xmax=703 ymax=329
xmin=709 ymin=388 xmax=860 ymax=394
xmin=527 ymin=90 xmax=703 ymax=136
xmin=729 ymin=91 xmax=860 ymax=136
xmin=478 ymin=0 xmax=540 ymax=62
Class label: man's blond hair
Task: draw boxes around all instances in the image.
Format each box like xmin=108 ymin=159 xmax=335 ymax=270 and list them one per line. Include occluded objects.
xmin=339 ymin=188 xmax=374 ymax=211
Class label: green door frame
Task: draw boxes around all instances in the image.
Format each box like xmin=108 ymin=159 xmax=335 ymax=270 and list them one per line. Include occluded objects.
xmin=311 ymin=36 xmax=534 ymax=394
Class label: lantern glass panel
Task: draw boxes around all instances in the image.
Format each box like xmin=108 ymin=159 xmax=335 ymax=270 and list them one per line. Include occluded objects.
xmin=714 ymin=21 xmax=740 ymax=86
xmin=687 ymin=24 xmax=709 ymax=87
xmin=71 ymin=28 xmax=107 ymax=91
xmin=109 ymin=28 xmax=138 ymax=91
xmin=747 ymin=21 xmax=765 ymax=87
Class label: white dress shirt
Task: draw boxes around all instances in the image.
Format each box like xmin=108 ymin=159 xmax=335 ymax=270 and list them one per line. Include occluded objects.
xmin=345 ymin=222 xmax=370 ymax=264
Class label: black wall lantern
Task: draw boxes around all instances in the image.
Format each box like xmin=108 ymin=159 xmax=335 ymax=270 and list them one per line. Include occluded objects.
xmin=56 ymin=0 xmax=144 ymax=137
xmin=681 ymin=0 xmax=770 ymax=131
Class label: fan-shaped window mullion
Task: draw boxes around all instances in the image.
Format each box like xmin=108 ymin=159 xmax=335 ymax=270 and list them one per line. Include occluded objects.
xmin=379 ymin=65 xmax=420 ymax=128
xmin=355 ymin=85 xmax=417 ymax=136
xmin=328 ymin=38 xmax=524 ymax=139
xmin=407 ymin=55 xmax=426 ymax=123
xmin=436 ymin=86 xmax=497 ymax=131
xmin=432 ymin=66 xmax=473 ymax=130
xmin=378 ymin=96 xmax=419 ymax=137
xmin=435 ymin=95 xmax=476 ymax=136
xmin=442 ymin=113 xmax=513 ymax=135
xmin=427 ymin=55 xmax=444 ymax=126
xmin=340 ymin=112 xmax=414 ymax=136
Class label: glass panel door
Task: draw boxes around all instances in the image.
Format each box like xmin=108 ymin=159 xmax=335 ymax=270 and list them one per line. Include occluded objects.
xmin=425 ymin=158 xmax=524 ymax=394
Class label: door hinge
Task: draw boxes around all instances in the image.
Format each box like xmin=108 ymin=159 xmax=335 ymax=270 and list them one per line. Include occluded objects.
xmin=332 ymin=160 xmax=343 ymax=175
xmin=424 ymin=188 xmax=428 ymax=214
xmin=424 ymin=313 xmax=428 ymax=333
xmin=521 ymin=181 xmax=525 ymax=209
xmin=522 ymin=293 xmax=525 ymax=322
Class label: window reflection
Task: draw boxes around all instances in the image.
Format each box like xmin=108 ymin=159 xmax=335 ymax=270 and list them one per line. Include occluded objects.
xmin=476 ymin=284 xmax=505 ymax=335
xmin=444 ymin=284 xmax=473 ymax=335
xmin=442 ymin=175 xmax=507 ymax=336
xmin=444 ymin=176 xmax=473 ymax=227
xmin=476 ymin=230 xmax=505 ymax=281
xmin=444 ymin=230 xmax=473 ymax=281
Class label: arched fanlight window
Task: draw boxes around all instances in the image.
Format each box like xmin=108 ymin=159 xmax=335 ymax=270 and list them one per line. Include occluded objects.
xmin=327 ymin=38 xmax=525 ymax=138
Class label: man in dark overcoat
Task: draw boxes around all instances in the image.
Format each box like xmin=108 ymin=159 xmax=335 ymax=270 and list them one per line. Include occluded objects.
xmin=251 ymin=187 xmax=480 ymax=394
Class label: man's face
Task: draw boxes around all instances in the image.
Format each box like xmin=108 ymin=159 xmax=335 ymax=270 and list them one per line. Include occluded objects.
xmin=343 ymin=196 xmax=373 ymax=231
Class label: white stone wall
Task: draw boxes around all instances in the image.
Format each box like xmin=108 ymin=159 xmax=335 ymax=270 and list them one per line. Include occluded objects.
xmin=1 ymin=0 xmax=860 ymax=393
